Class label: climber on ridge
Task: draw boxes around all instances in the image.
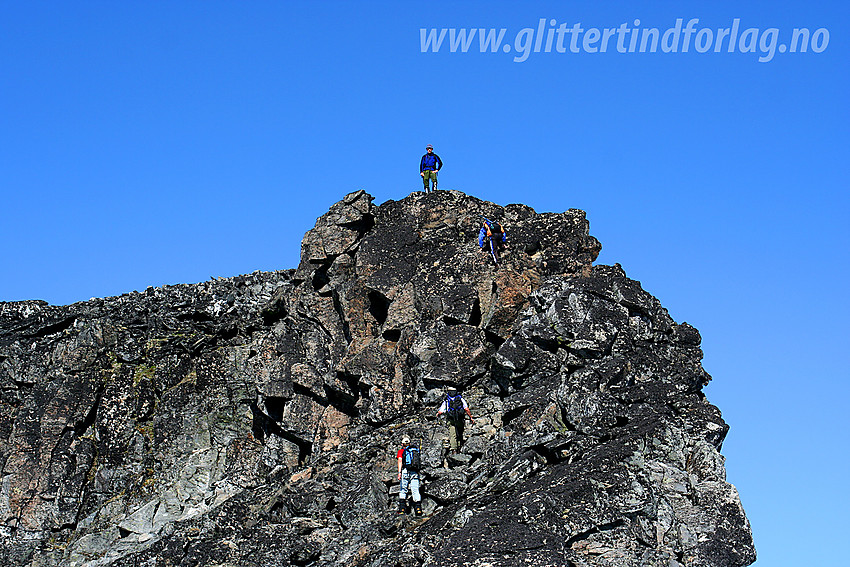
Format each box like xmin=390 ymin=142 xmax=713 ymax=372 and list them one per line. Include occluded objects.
xmin=397 ymin=436 xmax=423 ymax=516
xmin=419 ymin=144 xmax=442 ymax=193
xmin=478 ymin=217 xmax=508 ymax=265
xmin=436 ymin=387 xmax=475 ymax=454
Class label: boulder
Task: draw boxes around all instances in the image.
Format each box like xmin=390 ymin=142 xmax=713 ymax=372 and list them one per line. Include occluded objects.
xmin=0 ymin=191 xmax=753 ymax=567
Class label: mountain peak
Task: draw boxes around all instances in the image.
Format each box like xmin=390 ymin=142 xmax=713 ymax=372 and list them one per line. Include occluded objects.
xmin=0 ymin=191 xmax=754 ymax=567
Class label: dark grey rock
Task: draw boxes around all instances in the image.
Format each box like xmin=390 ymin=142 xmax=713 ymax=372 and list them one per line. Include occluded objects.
xmin=0 ymin=190 xmax=753 ymax=567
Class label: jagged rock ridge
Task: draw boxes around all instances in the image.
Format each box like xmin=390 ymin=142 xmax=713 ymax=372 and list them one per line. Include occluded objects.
xmin=0 ymin=190 xmax=755 ymax=566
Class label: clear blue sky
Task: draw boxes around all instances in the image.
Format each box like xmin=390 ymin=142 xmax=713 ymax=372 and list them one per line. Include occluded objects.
xmin=2 ymin=2 xmax=848 ymax=564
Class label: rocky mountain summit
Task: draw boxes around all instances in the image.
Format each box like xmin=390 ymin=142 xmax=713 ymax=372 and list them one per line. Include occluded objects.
xmin=0 ymin=190 xmax=755 ymax=567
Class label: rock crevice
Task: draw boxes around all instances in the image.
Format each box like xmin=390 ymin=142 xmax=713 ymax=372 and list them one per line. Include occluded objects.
xmin=0 ymin=190 xmax=754 ymax=567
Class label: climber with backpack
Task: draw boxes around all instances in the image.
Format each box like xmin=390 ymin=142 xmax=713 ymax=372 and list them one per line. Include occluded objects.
xmin=396 ymin=436 xmax=423 ymax=516
xmin=436 ymin=387 xmax=475 ymax=454
xmin=478 ymin=217 xmax=508 ymax=265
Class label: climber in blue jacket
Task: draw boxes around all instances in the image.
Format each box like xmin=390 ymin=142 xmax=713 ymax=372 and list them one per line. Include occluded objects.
xmin=479 ymin=218 xmax=508 ymax=265
xmin=420 ymin=144 xmax=442 ymax=193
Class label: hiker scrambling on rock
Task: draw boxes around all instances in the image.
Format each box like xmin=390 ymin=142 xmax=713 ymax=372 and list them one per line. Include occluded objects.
xmin=478 ymin=218 xmax=508 ymax=265
xmin=420 ymin=144 xmax=442 ymax=193
xmin=436 ymin=387 xmax=475 ymax=454
xmin=397 ymin=436 xmax=423 ymax=516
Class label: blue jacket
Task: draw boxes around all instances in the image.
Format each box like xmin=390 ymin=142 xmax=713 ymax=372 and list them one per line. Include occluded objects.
xmin=420 ymin=152 xmax=442 ymax=172
xmin=479 ymin=223 xmax=507 ymax=247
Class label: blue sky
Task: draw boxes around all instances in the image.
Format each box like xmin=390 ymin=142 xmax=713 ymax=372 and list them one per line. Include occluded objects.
xmin=2 ymin=2 xmax=848 ymax=564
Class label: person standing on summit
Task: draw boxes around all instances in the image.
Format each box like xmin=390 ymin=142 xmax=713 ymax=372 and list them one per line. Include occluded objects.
xmin=420 ymin=144 xmax=442 ymax=193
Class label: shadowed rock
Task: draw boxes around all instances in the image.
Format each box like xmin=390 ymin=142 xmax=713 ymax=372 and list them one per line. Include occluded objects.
xmin=0 ymin=190 xmax=753 ymax=567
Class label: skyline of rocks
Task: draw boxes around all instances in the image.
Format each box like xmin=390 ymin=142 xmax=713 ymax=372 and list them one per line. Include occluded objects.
xmin=0 ymin=190 xmax=754 ymax=566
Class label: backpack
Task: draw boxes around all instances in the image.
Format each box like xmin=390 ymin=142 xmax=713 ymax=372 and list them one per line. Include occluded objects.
xmin=403 ymin=443 xmax=421 ymax=471
xmin=484 ymin=220 xmax=503 ymax=238
xmin=446 ymin=394 xmax=465 ymax=423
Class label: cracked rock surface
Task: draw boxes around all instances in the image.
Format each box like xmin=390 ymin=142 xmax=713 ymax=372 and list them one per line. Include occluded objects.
xmin=0 ymin=190 xmax=754 ymax=566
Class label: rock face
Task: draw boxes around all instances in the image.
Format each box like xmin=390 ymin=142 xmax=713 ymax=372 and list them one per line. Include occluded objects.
xmin=0 ymin=190 xmax=755 ymax=567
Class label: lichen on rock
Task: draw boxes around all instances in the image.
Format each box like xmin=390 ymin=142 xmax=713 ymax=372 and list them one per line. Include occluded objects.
xmin=0 ymin=190 xmax=753 ymax=567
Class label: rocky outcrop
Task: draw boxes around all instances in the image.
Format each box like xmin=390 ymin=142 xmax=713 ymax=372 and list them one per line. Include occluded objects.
xmin=0 ymin=190 xmax=754 ymax=566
